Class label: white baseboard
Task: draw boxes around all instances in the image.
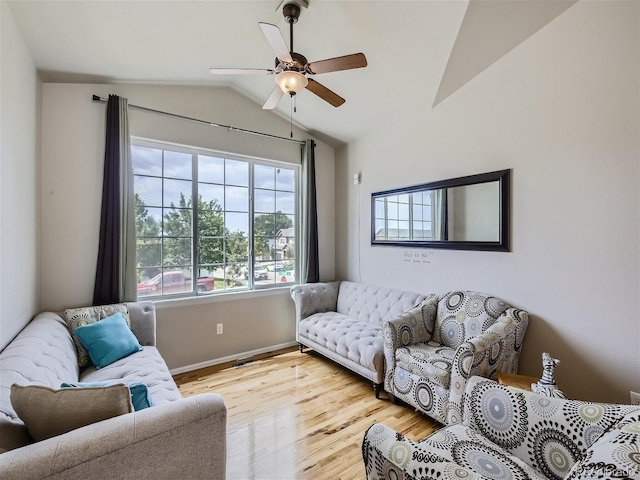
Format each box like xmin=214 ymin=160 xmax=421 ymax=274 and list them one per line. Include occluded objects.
xmin=169 ymin=341 xmax=299 ymax=375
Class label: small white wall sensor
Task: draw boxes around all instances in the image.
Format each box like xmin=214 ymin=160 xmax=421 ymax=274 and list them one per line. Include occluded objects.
xmin=353 ymin=173 xmax=361 ymax=185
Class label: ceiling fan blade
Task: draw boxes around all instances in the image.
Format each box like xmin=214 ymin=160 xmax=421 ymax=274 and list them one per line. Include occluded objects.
xmin=307 ymin=53 xmax=367 ymax=75
xmin=258 ymin=22 xmax=293 ymax=64
xmin=263 ymin=86 xmax=285 ymax=110
xmin=305 ymin=79 xmax=345 ymax=107
xmin=210 ymin=68 xmax=275 ymax=75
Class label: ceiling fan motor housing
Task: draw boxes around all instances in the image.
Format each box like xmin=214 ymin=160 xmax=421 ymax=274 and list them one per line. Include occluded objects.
xmin=282 ymin=3 xmax=301 ymax=23
xmin=275 ymin=52 xmax=308 ymax=72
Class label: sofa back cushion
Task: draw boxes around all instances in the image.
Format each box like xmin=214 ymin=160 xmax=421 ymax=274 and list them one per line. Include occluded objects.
xmin=433 ymin=291 xmax=510 ymax=348
xmin=336 ymin=281 xmax=427 ymax=325
xmin=0 ymin=312 xmax=80 ymax=452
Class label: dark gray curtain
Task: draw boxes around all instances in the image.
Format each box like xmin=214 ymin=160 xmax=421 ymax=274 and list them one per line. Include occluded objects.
xmin=93 ymin=94 xmax=136 ymax=305
xmin=301 ymin=139 xmax=319 ymax=283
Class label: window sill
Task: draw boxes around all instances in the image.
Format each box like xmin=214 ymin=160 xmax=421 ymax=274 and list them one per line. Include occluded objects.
xmin=151 ymin=286 xmax=293 ymax=310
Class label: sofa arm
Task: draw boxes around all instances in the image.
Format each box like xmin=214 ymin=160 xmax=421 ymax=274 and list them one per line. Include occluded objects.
xmin=490 ymin=308 xmax=529 ymax=373
xmin=446 ymin=308 xmax=529 ymax=425
xmin=381 ymin=297 xmax=437 ymax=392
xmin=464 ymin=308 xmax=529 ymax=377
xmin=363 ymin=423 xmax=482 ymax=480
xmin=126 ymin=301 xmax=156 ymax=347
xmin=0 ymin=393 xmax=226 ymax=480
xmin=290 ymin=282 xmax=340 ymax=322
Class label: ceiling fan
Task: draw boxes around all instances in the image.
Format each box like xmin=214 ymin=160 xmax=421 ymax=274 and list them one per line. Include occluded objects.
xmin=209 ymin=2 xmax=367 ymax=110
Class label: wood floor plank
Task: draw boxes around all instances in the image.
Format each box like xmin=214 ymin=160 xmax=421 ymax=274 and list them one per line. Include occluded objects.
xmin=174 ymin=348 xmax=441 ymax=479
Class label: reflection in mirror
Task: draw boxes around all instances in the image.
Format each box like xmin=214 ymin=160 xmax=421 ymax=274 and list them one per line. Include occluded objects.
xmin=448 ymin=182 xmax=500 ymax=242
xmin=374 ymin=190 xmax=443 ymax=241
xmin=371 ymin=170 xmax=510 ymax=251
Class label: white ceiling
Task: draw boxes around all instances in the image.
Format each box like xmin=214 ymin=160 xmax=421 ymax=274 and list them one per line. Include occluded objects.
xmin=7 ymin=0 xmax=577 ymax=147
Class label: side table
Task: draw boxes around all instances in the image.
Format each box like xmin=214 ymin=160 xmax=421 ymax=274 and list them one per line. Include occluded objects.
xmin=497 ymin=372 xmax=539 ymax=392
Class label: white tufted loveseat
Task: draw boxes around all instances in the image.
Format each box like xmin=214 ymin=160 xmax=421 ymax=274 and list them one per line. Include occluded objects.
xmin=290 ymin=281 xmax=427 ymax=397
xmin=0 ymin=302 xmax=227 ymax=480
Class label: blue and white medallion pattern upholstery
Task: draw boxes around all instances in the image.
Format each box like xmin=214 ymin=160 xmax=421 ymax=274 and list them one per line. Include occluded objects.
xmin=383 ymin=291 xmax=529 ymax=424
xmin=363 ymin=377 xmax=640 ymax=480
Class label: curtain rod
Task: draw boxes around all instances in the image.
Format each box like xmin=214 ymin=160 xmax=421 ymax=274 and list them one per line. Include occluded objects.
xmin=92 ymin=95 xmax=306 ymax=146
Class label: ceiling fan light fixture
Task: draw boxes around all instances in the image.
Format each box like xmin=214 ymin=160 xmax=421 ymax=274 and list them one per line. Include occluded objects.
xmin=275 ymin=70 xmax=308 ymax=95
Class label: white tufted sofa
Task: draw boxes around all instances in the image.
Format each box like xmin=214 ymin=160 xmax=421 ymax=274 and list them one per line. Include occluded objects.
xmin=0 ymin=302 xmax=227 ymax=479
xmin=290 ymin=281 xmax=427 ymax=397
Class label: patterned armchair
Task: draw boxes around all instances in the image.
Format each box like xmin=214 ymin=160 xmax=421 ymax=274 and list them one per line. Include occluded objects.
xmin=382 ymin=291 xmax=529 ymax=425
xmin=363 ymin=376 xmax=640 ymax=480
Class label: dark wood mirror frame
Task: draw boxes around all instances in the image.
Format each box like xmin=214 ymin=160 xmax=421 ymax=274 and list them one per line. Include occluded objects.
xmin=371 ymin=169 xmax=510 ymax=252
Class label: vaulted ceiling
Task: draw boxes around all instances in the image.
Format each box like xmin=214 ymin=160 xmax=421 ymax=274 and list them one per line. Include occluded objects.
xmin=8 ymin=0 xmax=577 ymax=147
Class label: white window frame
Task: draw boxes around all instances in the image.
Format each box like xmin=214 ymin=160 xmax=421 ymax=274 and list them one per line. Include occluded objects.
xmin=132 ymin=137 xmax=300 ymax=301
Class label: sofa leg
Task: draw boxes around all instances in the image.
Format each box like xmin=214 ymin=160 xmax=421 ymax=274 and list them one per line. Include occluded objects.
xmin=374 ymin=383 xmax=382 ymax=399
xmin=388 ymin=393 xmax=396 ymax=404
xmin=298 ymin=343 xmax=306 ymax=353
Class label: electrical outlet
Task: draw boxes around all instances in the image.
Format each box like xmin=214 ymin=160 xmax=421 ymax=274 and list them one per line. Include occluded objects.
xmin=216 ymin=323 xmax=223 ymax=335
xmin=631 ymin=391 xmax=640 ymax=405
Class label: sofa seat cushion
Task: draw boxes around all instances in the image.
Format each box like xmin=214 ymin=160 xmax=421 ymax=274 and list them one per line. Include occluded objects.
xmin=419 ymin=424 xmax=549 ymax=480
xmin=80 ymin=346 xmax=181 ymax=405
xmin=299 ymin=312 xmax=383 ymax=372
xmin=395 ymin=342 xmax=455 ymax=389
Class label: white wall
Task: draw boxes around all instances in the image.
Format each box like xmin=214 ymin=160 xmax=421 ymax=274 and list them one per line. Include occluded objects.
xmin=40 ymin=83 xmax=335 ymax=370
xmin=0 ymin=2 xmax=41 ymax=350
xmin=336 ymin=0 xmax=639 ymax=403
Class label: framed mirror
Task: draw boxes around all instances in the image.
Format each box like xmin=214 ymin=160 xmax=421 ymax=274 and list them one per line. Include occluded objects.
xmin=371 ymin=169 xmax=510 ymax=251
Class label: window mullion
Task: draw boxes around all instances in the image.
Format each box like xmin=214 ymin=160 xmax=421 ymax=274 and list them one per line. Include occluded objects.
xmin=409 ymin=195 xmax=414 ymax=241
xmin=248 ymin=161 xmax=255 ymax=289
xmin=161 ymin=150 xmax=166 ymax=294
xmin=192 ymin=152 xmax=198 ymax=295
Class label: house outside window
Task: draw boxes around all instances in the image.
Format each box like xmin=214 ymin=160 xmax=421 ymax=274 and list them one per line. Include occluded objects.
xmin=132 ymin=138 xmax=298 ymax=299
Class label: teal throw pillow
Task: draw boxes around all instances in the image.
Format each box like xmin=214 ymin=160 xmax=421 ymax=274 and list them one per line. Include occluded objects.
xmin=73 ymin=312 xmax=142 ymax=369
xmin=61 ymin=382 xmax=155 ymax=411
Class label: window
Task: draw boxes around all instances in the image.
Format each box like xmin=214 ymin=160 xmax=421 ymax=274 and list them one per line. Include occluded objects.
xmin=132 ymin=139 xmax=298 ymax=299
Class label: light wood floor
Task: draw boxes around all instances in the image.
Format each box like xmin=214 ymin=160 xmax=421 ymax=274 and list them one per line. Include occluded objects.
xmin=174 ymin=347 xmax=441 ymax=480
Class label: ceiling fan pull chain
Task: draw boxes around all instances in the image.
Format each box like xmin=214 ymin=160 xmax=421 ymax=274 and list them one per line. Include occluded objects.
xmin=294 ymin=95 xmax=297 ymax=113
xmin=290 ymin=97 xmax=293 ymax=138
